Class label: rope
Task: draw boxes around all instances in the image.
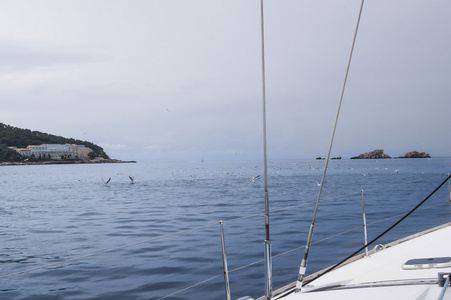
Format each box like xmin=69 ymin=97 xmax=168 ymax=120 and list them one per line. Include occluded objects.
xmin=303 ymin=173 xmax=451 ymax=286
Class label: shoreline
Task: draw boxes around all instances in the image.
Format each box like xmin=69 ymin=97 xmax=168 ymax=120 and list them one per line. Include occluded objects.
xmin=0 ymin=159 xmax=137 ymax=166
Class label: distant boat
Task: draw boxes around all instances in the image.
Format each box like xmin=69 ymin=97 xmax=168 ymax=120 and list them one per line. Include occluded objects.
xmin=315 ymin=157 xmax=325 ymax=160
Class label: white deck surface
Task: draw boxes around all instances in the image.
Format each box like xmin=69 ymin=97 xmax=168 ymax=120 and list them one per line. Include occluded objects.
xmin=277 ymin=223 xmax=451 ymax=300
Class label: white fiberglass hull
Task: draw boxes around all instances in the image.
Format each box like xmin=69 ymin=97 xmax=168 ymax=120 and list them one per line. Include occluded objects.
xmin=267 ymin=222 xmax=451 ymax=300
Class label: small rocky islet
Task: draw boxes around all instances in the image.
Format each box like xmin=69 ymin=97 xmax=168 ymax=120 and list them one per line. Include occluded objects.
xmin=350 ymin=149 xmax=431 ymax=159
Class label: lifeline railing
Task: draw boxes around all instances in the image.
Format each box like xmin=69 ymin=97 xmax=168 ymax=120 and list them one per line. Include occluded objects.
xmin=0 ymin=174 xmax=450 ymax=299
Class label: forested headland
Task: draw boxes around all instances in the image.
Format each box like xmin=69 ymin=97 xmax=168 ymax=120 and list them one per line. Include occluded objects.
xmin=0 ymin=123 xmax=109 ymax=162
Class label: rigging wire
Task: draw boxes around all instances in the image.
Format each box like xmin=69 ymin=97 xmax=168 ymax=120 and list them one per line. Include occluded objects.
xmin=295 ymin=0 xmax=366 ymax=292
xmin=161 ymin=201 xmax=449 ymax=299
xmin=303 ymin=173 xmax=451 ymax=286
xmin=159 ymin=200 xmax=448 ymax=299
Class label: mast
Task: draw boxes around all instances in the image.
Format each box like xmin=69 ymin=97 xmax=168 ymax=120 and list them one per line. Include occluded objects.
xmin=260 ymin=0 xmax=272 ymax=298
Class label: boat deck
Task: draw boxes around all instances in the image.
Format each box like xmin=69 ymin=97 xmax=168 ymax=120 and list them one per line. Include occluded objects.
xmin=269 ymin=223 xmax=451 ymax=300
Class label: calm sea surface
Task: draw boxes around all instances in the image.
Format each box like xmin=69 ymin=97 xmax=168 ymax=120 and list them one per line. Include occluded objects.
xmin=1 ymin=158 xmax=450 ymax=299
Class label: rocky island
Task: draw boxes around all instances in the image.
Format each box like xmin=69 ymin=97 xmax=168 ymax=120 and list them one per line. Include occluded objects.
xmin=351 ymin=149 xmax=431 ymax=159
xmin=398 ymin=151 xmax=431 ymax=158
xmin=351 ymin=149 xmax=391 ymax=159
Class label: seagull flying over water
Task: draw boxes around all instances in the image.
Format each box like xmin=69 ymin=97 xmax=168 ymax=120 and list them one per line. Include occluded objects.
xmin=315 ymin=180 xmax=327 ymax=186
xmin=129 ymin=176 xmax=134 ymax=184
xmin=102 ymin=178 xmax=111 ymax=185
xmin=251 ymin=175 xmax=260 ymax=181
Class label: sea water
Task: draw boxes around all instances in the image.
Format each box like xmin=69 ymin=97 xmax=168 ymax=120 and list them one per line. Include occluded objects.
xmin=0 ymin=158 xmax=450 ymax=299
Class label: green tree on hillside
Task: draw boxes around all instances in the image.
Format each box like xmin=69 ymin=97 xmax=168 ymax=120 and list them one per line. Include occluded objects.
xmin=0 ymin=145 xmax=25 ymax=162
xmin=0 ymin=123 xmax=110 ymax=161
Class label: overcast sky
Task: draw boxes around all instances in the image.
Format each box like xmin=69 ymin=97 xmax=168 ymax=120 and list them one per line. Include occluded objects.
xmin=1 ymin=0 xmax=450 ymax=161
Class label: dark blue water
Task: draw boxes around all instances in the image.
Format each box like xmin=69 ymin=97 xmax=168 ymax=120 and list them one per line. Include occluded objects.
xmin=0 ymin=158 xmax=450 ymax=299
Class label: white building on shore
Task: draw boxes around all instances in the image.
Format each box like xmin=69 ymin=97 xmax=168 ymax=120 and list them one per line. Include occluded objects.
xmin=10 ymin=144 xmax=93 ymax=160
